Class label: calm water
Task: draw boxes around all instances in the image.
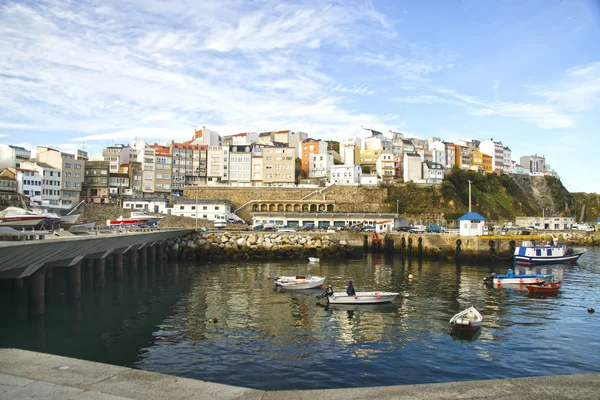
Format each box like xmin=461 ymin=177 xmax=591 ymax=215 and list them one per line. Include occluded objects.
xmin=1 ymin=250 xmax=599 ymax=390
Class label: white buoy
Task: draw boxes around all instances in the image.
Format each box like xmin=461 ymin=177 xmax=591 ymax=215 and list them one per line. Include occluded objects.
xmin=408 ymin=274 xmax=414 ymax=279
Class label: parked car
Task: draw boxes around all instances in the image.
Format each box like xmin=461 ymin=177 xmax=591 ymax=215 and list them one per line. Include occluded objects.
xmin=395 ymin=226 xmax=412 ymax=232
xmin=361 ymin=226 xmax=376 ymax=232
xmin=252 ymin=224 xmax=263 ymax=230
xmin=299 ymin=223 xmax=315 ymax=231
xmin=425 ymin=224 xmax=441 ymax=233
xmin=277 ymin=227 xmax=296 ymax=233
xmin=409 ymin=225 xmax=425 ymax=234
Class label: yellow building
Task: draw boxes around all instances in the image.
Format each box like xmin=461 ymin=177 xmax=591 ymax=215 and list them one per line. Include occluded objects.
xmin=359 ymin=149 xmax=382 ymax=165
xmin=482 ymin=154 xmax=493 ymax=173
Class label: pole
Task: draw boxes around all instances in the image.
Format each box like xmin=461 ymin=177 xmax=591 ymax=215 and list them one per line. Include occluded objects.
xmin=467 ymin=180 xmax=472 ymax=213
xmin=396 ymin=199 xmax=399 ymax=216
xmin=195 ymin=185 xmax=198 ymax=230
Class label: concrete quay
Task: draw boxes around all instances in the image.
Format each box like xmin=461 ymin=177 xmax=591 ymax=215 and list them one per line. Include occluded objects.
xmin=1 ymin=349 xmax=599 ymax=400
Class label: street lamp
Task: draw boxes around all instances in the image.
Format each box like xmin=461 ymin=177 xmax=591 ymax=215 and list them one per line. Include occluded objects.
xmin=396 ymin=199 xmax=399 ymax=216
xmin=467 ymin=180 xmax=472 ymax=213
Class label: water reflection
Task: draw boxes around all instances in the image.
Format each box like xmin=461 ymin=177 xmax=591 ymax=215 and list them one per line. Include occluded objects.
xmin=1 ymin=252 xmax=599 ymax=390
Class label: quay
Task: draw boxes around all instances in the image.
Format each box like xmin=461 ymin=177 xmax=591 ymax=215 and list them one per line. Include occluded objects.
xmin=0 ymin=228 xmax=193 ymax=316
xmin=1 ymin=348 xmax=599 ymax=399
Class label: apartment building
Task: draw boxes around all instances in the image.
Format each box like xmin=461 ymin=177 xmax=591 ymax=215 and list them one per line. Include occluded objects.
xmin=15 ymin=167 xmax=42 ymax=206
xmin=21 ymin=161 xmax=61 ymax=208
xmin=376 ymin=152 xmax=395 ymax=182
xmin=341 ymin=137 xmax=361 ymax=165
xmin=330 ymin=164 xmax=361 ymax=185
xmin=520 ymin=154 xmax=546 ymax=174
xmin=138 ymin=148 xmax=156 ymax=196
xmin=0 ymin=144 xmax=31 ymax=170
xmin=301 ymin=139 xmax=326 ymax=177
xmin=262 ymin=145 xmax=295 ymax=187
xmin=229 ymin=145 xmax=252 ymax=186
xmin=422 ymin=161 xmax=445 ymax=184
xmin=191 ymin=126 xmax=222 ymax=146
xmin=35 ymin=146 xmax=85 ymax=209
xmin=83 ymin=161 xmax=110 ymax=204
xmin=232 ymin=132 xmax=259 ymax=145
xmin=288 ymin=131 xmax=308 ymax=158
xmin=171 ymin=139 xmax=208 ymax=194
xmin=206 ymin=146 xmax=230 ymax=186
xmin=428 ymin=141 xmax=448 ymax=167
xmin=273 ymin=130 xmax=290 ymax=144
xmin=109 ymin=173 xmax=130 ymax=197
xmin=258 ymin=132 xmax=273 ymax=145
xmin=102 ymin=144 xmax=138 ymax=174
xmin=309 ymin=152 xmax=333 ymax=179
xmin=479 ymin=139 xmax=505 ymax=173
xmin=359 ymin=149 xmax=382 ymax=167
xmin=149 ymin=144 xmax=172 ymax=196
xmin=251 ymin=154 xmax=264 ymax=186
xmin=502 ymin=146 xmax=512 ymax=174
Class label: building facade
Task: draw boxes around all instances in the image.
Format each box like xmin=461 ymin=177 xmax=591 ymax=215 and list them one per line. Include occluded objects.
xmin=35 ymin=146 xmax=85 ymax=209
xmin=0 ymin=144 xmax=31 ymax=170
xmin=329 ymin=164 xmax=361 ymax=185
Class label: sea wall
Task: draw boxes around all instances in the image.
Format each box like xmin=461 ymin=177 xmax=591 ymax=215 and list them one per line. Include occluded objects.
xmin=168 ymin=231 xmax=360 ymax=261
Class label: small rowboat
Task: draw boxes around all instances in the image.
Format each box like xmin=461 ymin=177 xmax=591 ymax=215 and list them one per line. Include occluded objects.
xmin=327 ymin=291 xmax=399 ymax=305
xmin=449 ymin=306 xmax=482 ymax=332
xmin=308 ymin=257 xmax=320 ymax=263
xmin=275 ymin=275 xmax=325 ymax=290
xmin=526 ymin=281 xmax=562 ymax=296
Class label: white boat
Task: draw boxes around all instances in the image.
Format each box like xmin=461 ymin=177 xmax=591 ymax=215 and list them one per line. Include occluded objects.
xmin=308 ymin=257 xmax=320 ymax=263
xmin=67 ymin=222 xmax=97 ymax=232
xmin=483 ymin=269 xmax=552 ymax=286
xmin=107 ymin=211 xmax=164 ymax=227
xmin=449 ymin=306 xmax=483 ymax=332
xmin=275 ymin=275 xmax=325 ymax=290
xmin=514 ymin=238 xmax=586 ymax=265
xmin=326 ymin=291 xmax=399 ymax=304
xmin=0 ymin=207 xmax=48 ymax=228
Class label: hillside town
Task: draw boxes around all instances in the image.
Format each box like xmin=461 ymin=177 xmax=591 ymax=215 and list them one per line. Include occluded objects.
xmin=0 ymin=127 xmax=560 ymax=220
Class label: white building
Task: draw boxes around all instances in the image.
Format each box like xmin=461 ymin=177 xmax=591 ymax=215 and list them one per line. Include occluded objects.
xmin=122 ymin=198 xmax=169 ymax=214
xmin=35 ymin=146 xmax=85 ymax=209
xmin=191 ymin=126 xmax=222 ymax=146
xmin=231 ymin=132 xmax=259 ymax=145
xmin=458 ymin=212 xmax=487 ymax=237
xmin=108 ymin=173 xmax=130 ymax=196
xmin=422 ymin=161 xmax=445 ymax=184
xmin=330 ymin=164 xmax=361 ymax=185
xmin=206 ymin=146 xmax=230 ymax=185
xmin=502 ymin=146 xmax=512 ymax=174
xmin=15 ymin=167 xmax=42 ymax=206
xmin=21 ymin=161 xmax=62 ymax=208
xmin=102 ymin=144 xmax=138 ymax=174
xmin=479 ymin=139 xmax=505 ymax=173
xmin=363 ymin=129 xmax=389 ymax=150
xmin=341 ymin=137 xmax=361 ymax=165
xmin=309 ymin=152 xmax=333 ymax=179
xmin=171 ymin=199 xmax=232 ymax=221
xmin=0 ymin=144 xmax=31 ymax=170
xmin=520 ymin=154 xmax=546 ymax=174
xmin=403 ymin=153 xmax=422 ymax=182
xmin=360 ymin=174 xmax=378 ymax=185
xmin=428 ymin=141 xmax=448 ymax=167
xmin=137 ymin=148 xmax=155 ymax=195
xmin=229 ymin=145 xmax=252 ymax=186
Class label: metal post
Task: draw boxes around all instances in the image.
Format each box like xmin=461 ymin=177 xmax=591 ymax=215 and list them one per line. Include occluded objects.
xmin=467 ymin=180 xmax=472 ymax=213
xmin=195 ymin=185 xmax=198 ymax=230
xmin=396 ymin=199 xmax=399 ymax=216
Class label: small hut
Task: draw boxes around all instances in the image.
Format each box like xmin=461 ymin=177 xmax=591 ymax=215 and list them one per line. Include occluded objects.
xmin=458 ymin=212 xmax=487 ymax=236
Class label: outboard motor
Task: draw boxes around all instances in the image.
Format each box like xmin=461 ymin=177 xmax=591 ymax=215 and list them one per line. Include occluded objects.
xmin=483 ymin=273 xmax=497 ymax=288
xmin=316 ymin=286 xmax=334 ymax=300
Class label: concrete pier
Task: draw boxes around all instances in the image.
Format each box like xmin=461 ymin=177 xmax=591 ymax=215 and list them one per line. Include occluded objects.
xmin=26 ymin=268 xmax=45 ymax=317
xmin=93 ymin=259 xmax=105 ymax=289
xmin=114 ymin=253 xmax=124 ymax=281
xmin=1 ymin=348 xmax=599 ymax=400
xmin=67 ymin=262 xmax=81 ymax=301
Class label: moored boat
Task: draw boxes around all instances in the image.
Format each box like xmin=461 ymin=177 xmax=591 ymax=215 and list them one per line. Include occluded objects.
xmin=60 ymin=212 xmax=81 ymax=225
xmin=526 ymin=281 xmax=562 ymax=296
xmin=514 ymin=238 xmax=586 ymax=265
xmin=106 ymin=211 xmax=164 ymax=227
xmin=275 ymin=275 xmax=325 ymax=290
xmin=317 ymin=286 xmax=398 ymax=304
xmin=308 ymin=257 xmax=320 ymax=263
xmin=449 ymin=306 xmax=482 ymax=332
xmin=484 ymin=269 xmax=552 ymax=286
xmin=0 ymin=207 xmax=48 ymax=229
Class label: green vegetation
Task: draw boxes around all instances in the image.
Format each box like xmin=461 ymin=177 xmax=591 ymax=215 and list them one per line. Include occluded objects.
xmin=385 ymin=168 xmax=586 ymax=223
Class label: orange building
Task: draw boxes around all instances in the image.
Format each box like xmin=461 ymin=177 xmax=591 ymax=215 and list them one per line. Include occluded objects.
xmin=301 ymin=139 xmax=325 ymax=177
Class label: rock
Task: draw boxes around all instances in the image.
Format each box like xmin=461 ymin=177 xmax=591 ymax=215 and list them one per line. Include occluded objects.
xmin=237 ymin=238 xmax=246 ymax=247
xmin=339 ymin=240 xmax=348 ymax=246
xmin=248 ymin=235 xmax=257 ymax=245
xmin=196 ymin=239 xmax=206 ymax=246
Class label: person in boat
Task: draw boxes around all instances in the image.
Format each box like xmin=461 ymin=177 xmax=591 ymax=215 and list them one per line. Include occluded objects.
xmin=507 ymin=269 xmax=514 ymax=277
xmin=346 ymin=280 xmax=356 ymax=296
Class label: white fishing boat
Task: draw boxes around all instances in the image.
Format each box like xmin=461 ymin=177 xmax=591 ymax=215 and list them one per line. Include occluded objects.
xmin=0 ymin=207 xmax=48 ymax=228
xmin=107 ymin=211 xmax=164 ymax=227
xmin=308 ymin=257 xmax=320 ymax=263
xmin=321 ymin=290 xmax=399 ymax=304
xmin=514 ymin=238 xmax=586 ymax=265
xmin=275 ymin=275 xmax=325 ymax=290
xmin=449 ymin=306 xmax=482 ymax=332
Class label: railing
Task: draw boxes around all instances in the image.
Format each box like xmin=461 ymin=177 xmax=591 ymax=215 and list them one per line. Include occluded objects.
xmin=441 ymin=228 xmax=460 ymax=235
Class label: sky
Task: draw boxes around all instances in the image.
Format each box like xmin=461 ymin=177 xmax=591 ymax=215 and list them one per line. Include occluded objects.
xmin=0 ymin=0 xmax=599 ymax=193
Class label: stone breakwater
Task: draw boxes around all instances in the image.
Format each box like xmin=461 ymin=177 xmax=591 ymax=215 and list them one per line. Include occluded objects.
xmin=168 ymin=232 xmax=357 ymax=261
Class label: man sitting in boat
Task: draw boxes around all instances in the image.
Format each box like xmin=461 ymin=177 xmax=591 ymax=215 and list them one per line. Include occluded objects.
xmin=346 ymin=281 xmax=356 ymax=296
xmin=507 ymin=269 xmax=514 ymax=277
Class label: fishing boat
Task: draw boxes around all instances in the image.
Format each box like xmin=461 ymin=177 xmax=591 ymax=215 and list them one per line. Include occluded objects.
xmin=106 ymin=211 xmax=164 ymax=227
xmin=60 ymin=212 xmax=81 ymax=225
xmin=526 ymin=281 xmax=562 ymax=296
xmin=317 ymin=286 xmax=398 ymax=304
xmin=483 ymin=269 xmax=552 ymax=286
xmin=514 ymin=238 xmax=586 ymax=265
xmin=308 ymin=257 xmax=320 ymax=263
xmin=449 ymin=306 xmax=483 ymax=332
xmin=275 ymin=275 xmax=325 ymax=290
xmin=0 ymin=207 xmax=48 ymax=229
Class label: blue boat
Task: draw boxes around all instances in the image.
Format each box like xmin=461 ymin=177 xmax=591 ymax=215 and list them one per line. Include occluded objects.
xmin=513 ymin=238 xmax=586 ymax=265
xmin=484 ymin=269 xmax=552 ymax=286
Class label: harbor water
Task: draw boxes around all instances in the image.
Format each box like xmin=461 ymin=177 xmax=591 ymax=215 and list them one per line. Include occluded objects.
xmin=1 ymin=250 xmax=599 ymax=390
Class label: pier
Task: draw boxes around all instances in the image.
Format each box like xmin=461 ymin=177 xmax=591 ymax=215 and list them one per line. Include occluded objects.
xmin=0 ymin=228 xmax=193 ymax=316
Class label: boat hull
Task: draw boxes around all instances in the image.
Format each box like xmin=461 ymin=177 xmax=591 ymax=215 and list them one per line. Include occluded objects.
xmin=0 ymin=216 xmax=46 ymax=228
xmin=276 ymin=276 xmax=325 ymax=290
xmin=327 ymin=292 xmax=399 ymax=304
xmin=60 ymin=212 xmax=81 ymax=225
xmin=449 ymin=306 xmax=483 ymax=332
xmin=515 ymin=253 xmax=585 ymax=265
xmin=494 ymin=276 xmax=550 ymax=285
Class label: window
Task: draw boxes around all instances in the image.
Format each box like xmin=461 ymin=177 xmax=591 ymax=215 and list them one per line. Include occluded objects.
xmin=180 ymin=206 xmax=184 ymax=210
xmin=203 ymin=206 xmax=207 ymax=210
xmin=215 ymin=206 xmax=219 ymax=210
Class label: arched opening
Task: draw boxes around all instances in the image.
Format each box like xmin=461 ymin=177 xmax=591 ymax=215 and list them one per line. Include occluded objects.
xmin=286 ymin=204 xmax=293 ymax=212
xmin=302 ymin=204 xmax=309 ymax=212
xmin=261 ymin=204 xmax=268 ymax=212
xmin=252 ymin=204 xmax=259 ymax=212
xmin=277 ymin=204 xmax=284 ymax=212
xmin=269 ymin=204 xmax=276 ymax=212
xmin=310 ymin=204 xmax=317 ymax=212
xmin=294 ymin=204 xmax=301 ymax=212
xmin=327 ymin=204 xmax=334 ymax=212
xmin=318 ymin=204 xmax=326 ymax=212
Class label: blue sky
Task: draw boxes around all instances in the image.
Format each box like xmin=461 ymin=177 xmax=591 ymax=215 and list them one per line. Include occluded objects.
xmin=0 ymin=0 xmax=599 ymax=192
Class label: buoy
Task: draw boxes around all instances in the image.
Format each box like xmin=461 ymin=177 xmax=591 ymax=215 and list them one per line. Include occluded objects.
xmin=267 ymin=275 xmax=271 ymax=280
xmin=408 ymin=274 xmax=414 ymax=279
xmin=377 ymin=295 xmax=381 ymax=299
xmin=588 ymin=307 xmax=595 ymax=314
xmin=519 ymin=279 xmax=523 ymax=283
xmin=213 ymin=317 xmax=218 ymax=323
